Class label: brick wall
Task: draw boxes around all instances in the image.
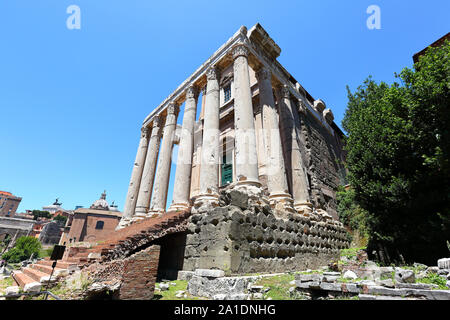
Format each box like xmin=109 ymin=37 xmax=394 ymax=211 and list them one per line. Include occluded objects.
xmin=118 ymin=245 xmax=161 ymax=300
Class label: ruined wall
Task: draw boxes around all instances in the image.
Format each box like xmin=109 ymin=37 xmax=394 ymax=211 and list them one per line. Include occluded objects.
xmin=84 ymin=245 xmax=161 ymax=300
xmin=296 ymin=108 xmax=347 ymax=219
xmin=184 ymin=191 xmax=349 ymax=274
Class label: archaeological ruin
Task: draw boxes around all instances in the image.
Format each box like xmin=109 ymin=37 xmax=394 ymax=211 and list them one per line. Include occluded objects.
xmin=9 ymin=24 xmax=352 ymax=297
xmin=117 ymin=23 xmax=349 ymax=277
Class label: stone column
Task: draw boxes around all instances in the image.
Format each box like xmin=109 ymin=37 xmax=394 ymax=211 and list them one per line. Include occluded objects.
xmin=276 ymin=85 xmax=312 ymax=216
xmin=195 ymin=66 xmax=221 ymax=208
xmin=118 ymin=127 xmax=149 ymax=228
xmin=134 ymin=116 xmax=162 ymax=218
xmin=169 ymin=85 xmax=198 ymax=211
xmin=149 ymin=102 xmax=178 ymax=213
xmin=255 ymin=68 xmax=294 ymax=211
xmin=232 ymin=44 xmax=260 ymax=187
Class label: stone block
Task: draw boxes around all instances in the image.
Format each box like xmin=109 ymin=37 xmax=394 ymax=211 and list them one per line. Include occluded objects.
xmin=195 ymin=269 xmax=225 ymax=278
xmin=295 ymin=273 xmax=322 ymax=282
xmin=5 ymin=286 xmax=19 ymax=296
xmin=395 ymin=269 xmax=415 ymax=283
xmin=319 ymin=282 xmax=341 ymax=292
xmin=308 ymin=281 xmax=321 ymax=289
xmin=342 ymin=283 xmax=360 ymax=294
xmin=358 ymin=294 xmax=376 ymax=300
xmin=322 ymin=275 xmax=339 ymax=283
xmin=295 ymin=281 xmax=312 ymax=289
xmin=23 ymin=282 xmax=41 ymax=293
xmin=177 ymin=271 xmax=194 ymax=281
xmin=343 ymin=270 xmax=357 ymax=280
xmin=437 ymin=258 xmax=450 ymax=270
xmin=376 ymin=279 xmax=395 ymax=288
xmin=395 ymin=283 xmax=438 ymax=290
xmin=323 ymin=272 xmax=340 ymax=276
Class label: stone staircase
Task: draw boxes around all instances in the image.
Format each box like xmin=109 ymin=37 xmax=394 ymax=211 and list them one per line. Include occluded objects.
xmin=63 ymin=209 xmax=191 ymax=266
xmin=11 ymin=258 xmax=76 ymax=292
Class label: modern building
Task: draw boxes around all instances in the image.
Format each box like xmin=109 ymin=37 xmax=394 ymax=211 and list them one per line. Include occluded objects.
xmin=0 ymin=191 xmax=22 ymax=217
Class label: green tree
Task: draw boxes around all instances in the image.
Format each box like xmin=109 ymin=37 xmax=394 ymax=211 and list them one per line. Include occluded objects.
xmin=2 ymin=236 xmax=42 ymax=263
xmin=32 ymin=210 xmax=51 ymax=220
xmin=53 ymin=215 xmax=67 ymax=226
xmin=342 ymin=41 xmax=450 ymax=265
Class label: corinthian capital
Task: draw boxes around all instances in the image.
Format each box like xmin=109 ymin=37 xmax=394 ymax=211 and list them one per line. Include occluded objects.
xmin=255 ymin=67 xmax=271 ymax=82
xmin=280 ymin=85 xmax=291 ymax=99
xmin=141 ymin=126 xmax=149 ymax=138
xmin=186 ymin=85 xmax=198 ymax=100
xmin=152 ymin=115 xmax=161 ymax=129
xmin=206 ymin=66 xmax=220 ymax=81
xmin=232 ymin=44 xmax=249 ymax=60
xmin=167 ymin=102 xmax=179 ymax=115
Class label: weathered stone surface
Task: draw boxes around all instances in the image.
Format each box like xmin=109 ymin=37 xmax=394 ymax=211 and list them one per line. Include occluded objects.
xmin=322 ymin=275 xmax=339 ymax=283
xmin=295 ymin=273 xmax=322 ymax=282
xmin=319 ymin=282 xmax=341 ymax=291
xmin=177 ymin=271 xmax=194 ymax=281
xmin=395 ymin=269 xmax=415 ymax=283
xmin=395 ymin=283 xmax=438 ymax=290
xmin=5 ymin=286 xmax=19 ymax=296
xmin=187 ymin=275 xmax=250 ymax=299
xmin=194 ymin=269 xmax=225 ymax=278
xmin=343 ymin=270 xmax=357 ymax=280
xmin=23 ymin=282 xmax=41 ymax=293
xmin=376 ymin=279 xmax=395 ymax=288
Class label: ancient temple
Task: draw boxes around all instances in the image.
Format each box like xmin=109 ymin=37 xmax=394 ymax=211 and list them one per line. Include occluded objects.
xmin=117 ymin=24 xmax=349 ymax=274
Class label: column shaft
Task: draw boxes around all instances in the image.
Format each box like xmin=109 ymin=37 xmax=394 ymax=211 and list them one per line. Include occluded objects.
xmin=256 ymin=68 xmax=293 ymax=208
xmin=198 ymin=67 xmax=220 ymax=199
xmin=232 ymin=45 xmax=260 ymax=185
xmin=150 ymin=103 xmax=178 ymax=212
xmin=170 ymin=86 xmax=198 ymax=210
xmin=120 ymin=127 xmax=149 ymax=224
xmin=277 ymin=85 xmax=312 ymax=214
xmin=134 ymin=116 xmax=162 ymax=216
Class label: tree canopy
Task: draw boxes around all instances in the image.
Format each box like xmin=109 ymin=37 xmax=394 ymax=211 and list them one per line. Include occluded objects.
xmin=342 ymin=40 xmax=450 ymax=264
xmin=2 ymin=236 xmax=42 ymax=263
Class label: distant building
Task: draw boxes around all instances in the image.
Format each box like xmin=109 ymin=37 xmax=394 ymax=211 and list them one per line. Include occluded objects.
xmin=0 ymin=191 xmax=22 ymax=217
xmin=413 ymin=32 xmax=450 ymax=63
xmin=42 ymin=198 xmax=64 ymax=214
xmin=59 ymin=191 xmax=122 ymax=245
xmin=39 ymin=221 xmax=62 ymax=245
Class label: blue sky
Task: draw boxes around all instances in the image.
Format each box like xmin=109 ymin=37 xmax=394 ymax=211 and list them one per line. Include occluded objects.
xmin=1 ymin=1 xmax=448 ymax=213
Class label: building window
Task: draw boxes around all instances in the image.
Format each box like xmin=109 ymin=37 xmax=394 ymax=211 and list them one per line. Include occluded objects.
xmin=223 ymin=84 xmax=231 ymax=103
xmin=95 ymin=221 xmax=104 ymax=230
